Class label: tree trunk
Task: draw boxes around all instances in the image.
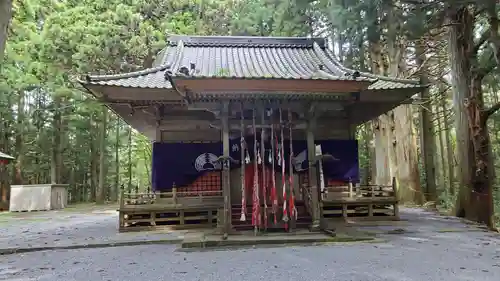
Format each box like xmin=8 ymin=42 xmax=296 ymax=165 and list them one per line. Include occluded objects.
xmin=13 ymin=90 xmax=24 ymax=185
xmin=361 ymin=123 xmax=373 ymax=185
xmin=435 ymin=98 xmax=447 ymax=195
xmin=392 ymin=103 xmax=424 ymax=204
xmin=448 ymin=7 xmax=472 ymax=218
xmin=448 ymin=6 xmax=494 ymax=227
xmin=369 ymin=5 xmax=423 ymax=204
xmin=127 ymin=126 xmax=132 ymax=193
xmin=51 ymin=96 xmax=62 ymax=184
xmin=34 ymin=89 xmax=43 ymax=184
xmin=0 ymin=0 xmax=12 ymax=64
xmin=0 ymin=93 xmax=12 ymax=206
xmin=113 ymin=118 xmax=120 ymax=202
xmin=368 ymin=38 xmax=396 ymax=188
xmin=89 ymin=113 xmax=98 ymax=201
xmin=442 ymin=91 xmax=455 ymax=195
xmin=466 ymin=74 xmax=494 ymax=227
xmin=417 ymin=44 xmax=438 ymax=203
xmin=96 ymin=107 xmax=107 ymax=204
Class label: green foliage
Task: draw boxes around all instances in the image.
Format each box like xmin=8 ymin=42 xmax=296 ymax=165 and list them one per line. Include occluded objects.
xmin=4 ymin=0 xmax=496 ymax=224
xmin=0 ymin=0 xmax=311 ymax=202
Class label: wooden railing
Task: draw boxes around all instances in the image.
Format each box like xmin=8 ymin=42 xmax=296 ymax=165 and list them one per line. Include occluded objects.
xmin=322 ymin=182 xmax=397 ymax=201
xmin=119 ymin=189 xmax=223 ymax=208
xmin=320 ymin=179 xmax=400 ymax=219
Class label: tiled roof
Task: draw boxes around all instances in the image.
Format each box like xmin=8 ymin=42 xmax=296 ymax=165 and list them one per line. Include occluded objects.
xmin=0 ymin=151 xmax=14 ymax=160
xmin=165 ymin=35 xmax=371 ymax=81
xmin=368 ymin=79 xmax=420 ymax=90
xmin=321 ymin=48 xmax=421 ymax=90
xmin=82 ymin=46 xmax=179 ymax=89
xmin=81 ymin=35 xmax=422 ymax=90
xmin=83 ymin=64 xmax=172 ymax=89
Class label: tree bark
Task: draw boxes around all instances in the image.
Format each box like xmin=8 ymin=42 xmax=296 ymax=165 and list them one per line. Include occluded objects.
xmin=368 ymin=20 xmax=395 ymax=188
xmin=442 ymin=91 xmax=455 ymax=195
xmin=0 ymin=0 xmax=12 ymax=64
xmin=13 ymin=90 xmax=24 ymax=185
xmin=370 ymin=3 xmax=424 ymax=204
xmin=89 ymin=113 xmax=98 ymax=201
xmin=448 ymin=6 xmax=494 ymax=227
xmin=127 ymin=126 xmax=132 ymax=193
xmin=417 ymin=44 xmax=438 ymax=203
xmin=361 ymin=123 xmax=373 ymax=185
xmin=96 ymin=107 xmax=107 ymax=204
xmin=435 ymin=97 xmax=447 ymax=194
xmin=50 ymin=96 xmax=62 ymax=184
xmin=0 ymin=93 xmax=12 ymax=206
xmin=113 ymin=118 xmax=120 ymax=202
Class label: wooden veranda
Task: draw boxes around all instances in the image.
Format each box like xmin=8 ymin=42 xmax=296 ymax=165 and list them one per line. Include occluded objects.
xmin=80 ymin=35 xmax=424 ymax=235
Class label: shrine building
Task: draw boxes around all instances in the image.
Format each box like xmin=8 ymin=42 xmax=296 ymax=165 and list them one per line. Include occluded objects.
xmin=81 ymin=35 xmax=424 ymax=235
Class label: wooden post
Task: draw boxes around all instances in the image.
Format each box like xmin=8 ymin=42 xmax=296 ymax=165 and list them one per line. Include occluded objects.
xmin=208 ymin=210 xmax=213 ymax=225
xmin=172 ymin=187 xmax=177 ymax=205
xmin=119 ymin=189 xmax=125 ymax=208
xmin=348 ymin=181 xmax=353 ymax=198
xmin=306 ymin=113 xmax=320 ymax=230
xmin=180 ymin=210 xmax=185 ymax=225
xmin=119 ymin=211 xmax=125 ymax=229
xmin=392 ymin=177 xmax=400 ymax=218
xmin=221 ymin=101 xmax=231 ymax=237
xmin=150 ymin=211 xmax=156 ymax=226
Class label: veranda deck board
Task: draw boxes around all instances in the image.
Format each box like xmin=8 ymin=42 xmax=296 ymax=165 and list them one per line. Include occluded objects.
xmin=322 ymin=197 xmax=397 ymax=204
xmin=119 ymin=203 xmax=224 ymax=212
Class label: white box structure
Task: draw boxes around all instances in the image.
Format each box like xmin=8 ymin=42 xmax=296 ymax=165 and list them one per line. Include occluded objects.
xmin=9 ymin=184 xmax=69 ymax=212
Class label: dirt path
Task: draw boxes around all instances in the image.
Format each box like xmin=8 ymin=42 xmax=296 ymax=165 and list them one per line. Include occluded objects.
xmin=0 ymin=207 xmax=499 ymax=280
xmin=0 ymin=204 xmax=183 ymax=250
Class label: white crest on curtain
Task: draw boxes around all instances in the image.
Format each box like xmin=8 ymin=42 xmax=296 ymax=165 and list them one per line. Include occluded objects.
xmin=194 ymin=153 xmax=221 ymax=172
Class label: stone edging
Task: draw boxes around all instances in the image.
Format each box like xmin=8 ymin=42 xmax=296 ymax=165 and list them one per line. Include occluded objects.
xmin=0 ymin=239 xmax=183 ymax=256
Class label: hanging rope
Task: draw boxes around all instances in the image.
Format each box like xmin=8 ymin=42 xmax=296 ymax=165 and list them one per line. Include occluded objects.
xmin=240 ymin=103 xmax=246 ymax=222
xmin=270 ymin=109 xmax=278 ymax=225
xmin=280 ymin=108 xmax=288 ymax=230
xmin=261 ymin=108 xmax=268 ymax=229
xmin=288 ymin=109 xmax=297 ymax=223
xmin=252 ymin=107 xmax=260 ymax=233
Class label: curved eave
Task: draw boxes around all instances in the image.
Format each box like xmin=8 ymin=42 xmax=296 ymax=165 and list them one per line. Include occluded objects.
xmin=172 ymin=77 xmax=373 ymax=94
xmin=170 ymin=75 xmax=373 ymax=82
xmin=80 ymin=82 xmax=183 ymax=102
xmin=187 ymin=92 xmax=359 ymax=102
xmin=0 ymin=151 xmax=14 ymax=161
xmin=322 ymin=48 xmax=423 ymax=89
xmin=80 ymin=64 xmax=172 ymax=89
xmin=78 ymin=71 xmax=184 ymax=141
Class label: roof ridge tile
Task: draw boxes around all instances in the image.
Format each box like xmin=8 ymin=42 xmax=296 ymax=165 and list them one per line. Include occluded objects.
xmin=166 ymin=34 xmax=325 ymax=48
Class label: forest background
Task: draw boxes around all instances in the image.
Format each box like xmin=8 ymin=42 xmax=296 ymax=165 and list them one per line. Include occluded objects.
xmin=1 ymin=0 xmax=500 ymax=228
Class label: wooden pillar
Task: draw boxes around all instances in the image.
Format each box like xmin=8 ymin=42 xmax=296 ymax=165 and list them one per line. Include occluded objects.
xmin=155 ymin=128 xmax=162 ymax=143
xmin=221 ymin=101 xmax=232 ymax=236
xmin=346 ymin=107 xmax=356 ymax=140
xmin=155 ymin=105 xmax=162 ymax=143
xmin=392 ymin=176 xmax=400 ymax=218
xmin=307 ymin=115 xmax=321 ymax=230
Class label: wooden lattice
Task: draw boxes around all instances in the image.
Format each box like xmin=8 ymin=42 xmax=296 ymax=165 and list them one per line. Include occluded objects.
xmin=177 ymin=171 xmax=221 ymax=197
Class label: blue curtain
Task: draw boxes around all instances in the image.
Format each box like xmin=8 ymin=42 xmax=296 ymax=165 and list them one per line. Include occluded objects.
xmin=152 ymin=139 xmax=359 ymax=191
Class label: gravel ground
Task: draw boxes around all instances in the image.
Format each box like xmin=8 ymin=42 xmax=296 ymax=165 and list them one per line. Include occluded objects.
xmin=0 ymin=206 xmax=183 ymax=250
xmin=1 ymin=207 xmax=500 ymax=281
